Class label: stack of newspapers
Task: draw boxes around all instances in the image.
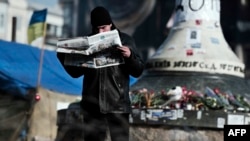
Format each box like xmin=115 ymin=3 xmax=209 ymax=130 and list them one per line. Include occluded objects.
xmin=56 ymin=29 xmax=124 ymax=68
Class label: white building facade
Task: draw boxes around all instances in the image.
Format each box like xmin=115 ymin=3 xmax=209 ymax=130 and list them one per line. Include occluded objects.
xmin=0 ymin=0 xmax=63 ymax=50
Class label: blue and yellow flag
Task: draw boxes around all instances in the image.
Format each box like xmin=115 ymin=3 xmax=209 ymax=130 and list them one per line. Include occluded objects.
xmin=27 ymin=9 xmax=47 ymax=44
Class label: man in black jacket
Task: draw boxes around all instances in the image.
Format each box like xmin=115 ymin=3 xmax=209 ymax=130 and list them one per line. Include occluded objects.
xmin=57 ymin=6 xmax=144 ymax=141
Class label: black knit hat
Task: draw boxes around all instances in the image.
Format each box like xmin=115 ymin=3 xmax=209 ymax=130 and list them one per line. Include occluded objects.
xmin=91 ymin=6 xmax=112 ymax=27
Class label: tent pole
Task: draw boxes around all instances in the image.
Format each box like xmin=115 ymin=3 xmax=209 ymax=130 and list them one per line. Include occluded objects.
xmin=37 ymin=23 xmax=47 ymax=88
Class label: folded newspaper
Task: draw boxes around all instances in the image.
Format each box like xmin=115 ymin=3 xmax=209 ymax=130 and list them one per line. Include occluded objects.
xmin=56 ymin=29 xmax=124 ymax=68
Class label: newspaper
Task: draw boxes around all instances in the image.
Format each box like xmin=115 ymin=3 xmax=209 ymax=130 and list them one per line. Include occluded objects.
xmin=57 ymin=37 xmax=122 ymax=55
xmin=56 ymin=29 xmax=124 ymax=68
xmin=56 ymin=37 xmax=89 ymax=49
xmin=64 ymin=49 xmax=124 ymax=68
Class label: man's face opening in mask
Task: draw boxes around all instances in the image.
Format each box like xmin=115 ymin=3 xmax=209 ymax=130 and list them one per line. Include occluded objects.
xmin=95 ymin=24 xmax=112 ymax=33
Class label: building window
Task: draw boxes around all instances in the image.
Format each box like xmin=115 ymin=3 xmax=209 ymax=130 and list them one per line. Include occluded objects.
xmin=47 ymin=24 xmax=56 ymax=36
xmin=0 ymin=14 xmax=4 ymax=29
xmin=46 ymin=24 xmax=62 ymax=37
xmin=13 ymin=16 xmax=22 ymax=31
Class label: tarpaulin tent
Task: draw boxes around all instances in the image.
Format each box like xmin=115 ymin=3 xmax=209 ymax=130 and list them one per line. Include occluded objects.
xmin=0 ymin=40 xmax=83 ymax=96
xmin=0 ymin=40 xmax=83 ymax=140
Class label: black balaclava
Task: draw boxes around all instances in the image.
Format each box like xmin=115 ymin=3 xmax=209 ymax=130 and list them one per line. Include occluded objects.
xmin=90 ymin=6 xmax=117 ymax=34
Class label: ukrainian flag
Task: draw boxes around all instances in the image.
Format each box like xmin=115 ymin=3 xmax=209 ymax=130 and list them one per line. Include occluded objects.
xmin=27 ymin=9 xmax=47 ymax=45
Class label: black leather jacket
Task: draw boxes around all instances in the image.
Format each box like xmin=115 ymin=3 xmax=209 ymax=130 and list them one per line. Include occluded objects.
xmin=57 ymin=31 xmax=144 ymax=113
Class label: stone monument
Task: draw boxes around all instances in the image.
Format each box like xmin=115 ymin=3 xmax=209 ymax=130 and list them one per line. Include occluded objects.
xmin=129 ymin=0 xmax=250 ymax=140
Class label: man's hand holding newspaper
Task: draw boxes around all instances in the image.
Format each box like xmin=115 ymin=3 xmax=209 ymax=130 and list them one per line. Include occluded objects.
xmin=117 ymin=46 xmax=131 ymax=58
